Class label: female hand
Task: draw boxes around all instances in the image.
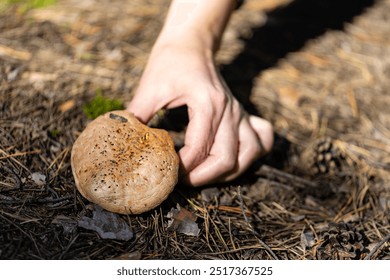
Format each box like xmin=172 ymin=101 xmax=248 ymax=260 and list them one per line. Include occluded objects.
xmin=127 ymin=32 xmax=273 ymax=186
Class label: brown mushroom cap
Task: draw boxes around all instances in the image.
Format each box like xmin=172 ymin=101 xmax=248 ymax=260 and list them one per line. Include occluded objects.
xmin=71 ymin=110 xmax=179 ymax=214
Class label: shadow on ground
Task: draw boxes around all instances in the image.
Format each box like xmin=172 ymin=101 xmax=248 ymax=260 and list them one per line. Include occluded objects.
xmin=222 ymin=0 xmax=376 ymax=112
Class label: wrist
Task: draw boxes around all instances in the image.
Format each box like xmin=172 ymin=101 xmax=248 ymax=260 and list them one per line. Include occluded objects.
xmin=155 ymin=25 xmax=217 ymax=54
xmin=155 ymin=0 xmax=235 ymax=53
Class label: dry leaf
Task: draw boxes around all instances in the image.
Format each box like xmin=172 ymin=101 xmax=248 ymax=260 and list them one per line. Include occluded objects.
xmin=77 ymin=205 xmax=133 ymax=241
xmin=301 ymin=231 xmax=316 ymax=249
xmin=59 ymin=99 xmax=75 ymax=113
xmin=167 ymin=204 xmax=200 ymax=237
xmin=29 ymin=172 xmax=46 ymax=186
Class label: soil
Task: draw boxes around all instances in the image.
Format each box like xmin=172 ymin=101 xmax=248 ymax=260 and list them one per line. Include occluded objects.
xmin=1 ymin=0 xmax=389 ymax=259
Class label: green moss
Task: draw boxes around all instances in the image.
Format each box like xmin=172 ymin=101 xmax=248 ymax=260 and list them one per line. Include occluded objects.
xmin=83 ymin=90 xmax=124 ymax=119
xmin=0 ymin=0 xmax=56 ymax=13
xmin=2 ymin=0 xmax=56 ymax=8
xmin=49 ymin=129 xmax=60 ymax=137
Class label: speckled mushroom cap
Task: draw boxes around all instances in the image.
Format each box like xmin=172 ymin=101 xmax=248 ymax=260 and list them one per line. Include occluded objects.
xmin=71 ymin=110 xmax=179 ymax=214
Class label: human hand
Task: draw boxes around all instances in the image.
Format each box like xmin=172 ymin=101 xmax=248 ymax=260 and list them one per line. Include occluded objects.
xmin=127 ymin=32 xmax=273 ymax=186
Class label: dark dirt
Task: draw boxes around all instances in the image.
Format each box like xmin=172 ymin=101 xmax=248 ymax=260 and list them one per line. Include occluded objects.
xmin=1 ymin=0 xmax=389 ymax=259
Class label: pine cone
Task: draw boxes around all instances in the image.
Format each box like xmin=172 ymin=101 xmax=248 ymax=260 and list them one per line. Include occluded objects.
xmin=316 ymin=222 xmax=369 ymax=260
xmin=300 ymin=137 xmax=344 ymax=175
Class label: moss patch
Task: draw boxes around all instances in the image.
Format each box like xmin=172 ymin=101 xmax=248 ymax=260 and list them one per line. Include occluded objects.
xmin=83 ymin=90 xmax=124 ymax=119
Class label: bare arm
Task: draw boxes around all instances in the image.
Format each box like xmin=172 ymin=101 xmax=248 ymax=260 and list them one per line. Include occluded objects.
xmin=127 ymin=0 xmax=273 ymax=186
xmin=159 ymin=0 xmax=236 ymax=52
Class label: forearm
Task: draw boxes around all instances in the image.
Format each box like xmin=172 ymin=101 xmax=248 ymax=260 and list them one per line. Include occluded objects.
xmin=156 ymin=0 xmax=236 ymax=52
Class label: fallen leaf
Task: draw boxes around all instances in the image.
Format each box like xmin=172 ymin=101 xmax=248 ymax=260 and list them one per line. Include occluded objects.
xmin=301 ymin=231 xmax=316 ymax=249
xmin=167 ymin=204 xmax=200 ymax=237
xmin=29 ymin=172 xmax=46 ymax=186
xmin=77 ymin=205 xmax=133 ymax=241
xmin=59 ymin=99 xmax=75 ymax=113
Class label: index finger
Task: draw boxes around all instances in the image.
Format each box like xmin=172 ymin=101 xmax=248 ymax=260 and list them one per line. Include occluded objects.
xmin=178 ymin=103 xmax=221 ymax=174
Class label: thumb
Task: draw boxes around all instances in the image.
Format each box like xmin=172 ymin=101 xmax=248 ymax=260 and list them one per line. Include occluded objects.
xmin=126 ymin=94 xmax=158 ymax=124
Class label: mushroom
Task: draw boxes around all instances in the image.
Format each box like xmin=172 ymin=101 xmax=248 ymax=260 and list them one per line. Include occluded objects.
xmin=71 ymin=110 xmax=179 ymax=214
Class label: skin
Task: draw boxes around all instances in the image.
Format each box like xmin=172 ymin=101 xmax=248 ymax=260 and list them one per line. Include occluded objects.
xmin=127 ymin=0 xmax=274 ymax=187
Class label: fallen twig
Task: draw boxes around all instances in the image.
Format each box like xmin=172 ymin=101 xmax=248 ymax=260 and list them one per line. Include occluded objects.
xmin=0 ymin=44 xmax=32 ymax=60
xmin=364 ymin=232 xmax=390 ymax=260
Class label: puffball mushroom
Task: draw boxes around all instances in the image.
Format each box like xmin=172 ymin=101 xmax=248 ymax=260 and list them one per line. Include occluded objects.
xmin=71 ymin=110 xmax=179 ymax=214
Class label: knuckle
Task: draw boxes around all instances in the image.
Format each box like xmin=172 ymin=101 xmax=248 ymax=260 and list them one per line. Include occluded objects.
xmin=217 ymin=154 xmax=236 ymax=172
xmin=197 ymin=86 xmax=228 ymax=106
xmin=189 ymin=145 xmax=209 ymax=164
xmin=212 ymin=90 xmax=228 ymax=105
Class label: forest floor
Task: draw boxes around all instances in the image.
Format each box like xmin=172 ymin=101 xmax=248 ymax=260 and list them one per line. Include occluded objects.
xmin=1 ymin=0 xmax=389 ymax=259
